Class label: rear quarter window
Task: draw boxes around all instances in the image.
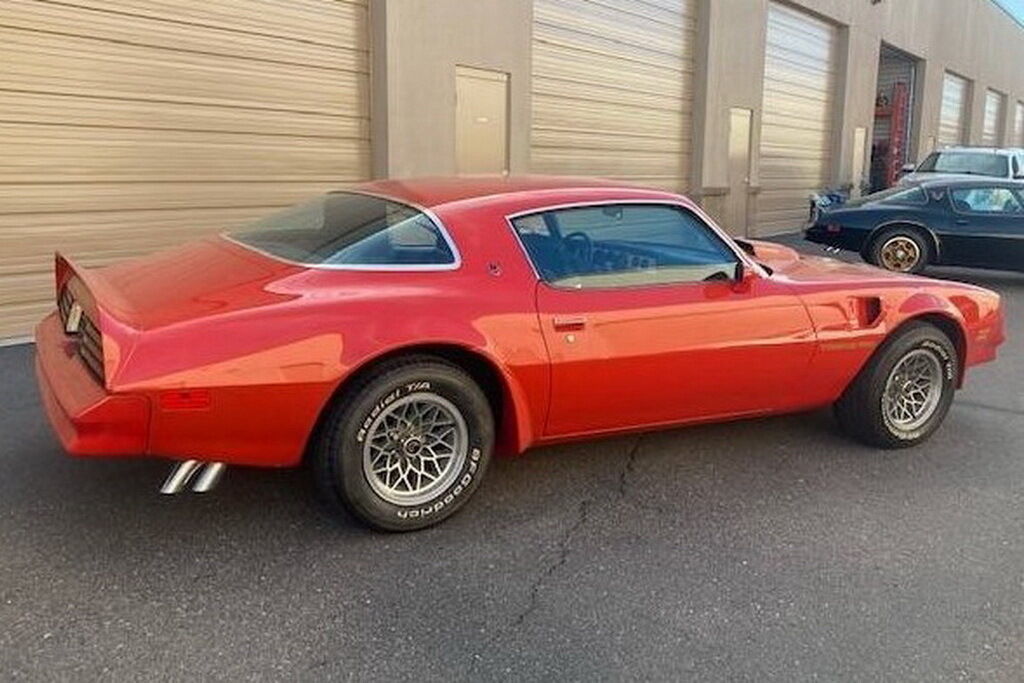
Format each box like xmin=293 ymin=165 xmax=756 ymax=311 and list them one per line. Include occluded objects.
xmin=229 ymin=193 xmax=457 ymax=268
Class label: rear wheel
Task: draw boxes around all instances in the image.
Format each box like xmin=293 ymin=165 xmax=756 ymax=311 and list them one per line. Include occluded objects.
xmin=313 ymin=356 xmax=494 ymax=531
xmin=866 ymin=227 xmax=930 ymax=274
xmin=834 ymin=322 xmax=957 ymax=448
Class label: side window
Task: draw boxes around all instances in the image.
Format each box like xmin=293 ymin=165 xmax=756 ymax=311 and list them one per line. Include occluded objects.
xmin=951 ymin=187 xmax=1024 ymax=215
xmin=511 ymin=204 xmax=739 ymax=289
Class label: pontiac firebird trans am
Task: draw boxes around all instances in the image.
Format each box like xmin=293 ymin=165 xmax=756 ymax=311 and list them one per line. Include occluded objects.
xmin=35 ymin=177 xmax=1005 ymax=530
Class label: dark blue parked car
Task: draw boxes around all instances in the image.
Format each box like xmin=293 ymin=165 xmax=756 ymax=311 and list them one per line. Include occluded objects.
xmin=805 ymin=179 xmax=1024 ymax=274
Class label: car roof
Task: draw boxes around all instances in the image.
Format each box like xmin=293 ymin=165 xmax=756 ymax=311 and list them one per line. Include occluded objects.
xmin=935 ymin=146 xmax=1016 ymax=157
xmin=347 ymin=175 xmax=670 ymax=209
xmin=918 ymin=177 xmax=1024 ymax=189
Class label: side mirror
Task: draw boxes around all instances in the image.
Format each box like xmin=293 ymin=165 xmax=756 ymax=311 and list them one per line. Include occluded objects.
xmin=732 ymin=261 xmax=758 ymax=290
xmin=734 ymin=238 xmax=757 ymax=257
xmin=900 ymin=163 xmax=916 ymax=175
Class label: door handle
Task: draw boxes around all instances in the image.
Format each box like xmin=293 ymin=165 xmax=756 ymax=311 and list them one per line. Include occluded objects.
xmin=552 ymin=316 xmax=586 ymax=332
xmin=955 ymin=218 xmax=969 ymax=225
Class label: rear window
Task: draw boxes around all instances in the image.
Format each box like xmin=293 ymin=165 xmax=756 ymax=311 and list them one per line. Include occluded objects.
xmin=878 ymin=186 xmax=928 ymax=205
xmin=229 ymin=193 xmax=457 ymax=268
xmin=844 ymin=186 xmax=927 ymax=208
xmin=916 ymin=152 xmax=1009 ymax=178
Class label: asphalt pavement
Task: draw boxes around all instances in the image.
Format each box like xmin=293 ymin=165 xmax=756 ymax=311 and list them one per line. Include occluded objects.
xmin=2 ymin=236 xmax=1023 ymax=681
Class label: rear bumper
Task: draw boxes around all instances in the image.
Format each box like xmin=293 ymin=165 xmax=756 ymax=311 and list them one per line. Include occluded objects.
xmin=34 ymin=313 xmax=150 ymax=456
xmin=803 ymin=225 xmax=867 ymax=253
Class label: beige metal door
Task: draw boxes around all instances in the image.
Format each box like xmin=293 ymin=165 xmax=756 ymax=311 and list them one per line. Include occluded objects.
xmin=851 ymin=127 xmax=867 ymax=198
xmin=726 ymin=108 xmax=753 ymax=236
xmin=455 ymin=66 xmax=509 ymax=175
xmin=0 ymin=0 xmax=370 ymax=339
xmin=982 ymin=89 xmax=1006 ymax=147
xmin=938 ymin=72 xmax=969 ymax=147
xmin=757 ymin=1 xmax=838 ymax=235
xmin=531 ymin=0 xmax=697 ymax=192
xmin=1016 ymin=102 xmax=1024 ymax=147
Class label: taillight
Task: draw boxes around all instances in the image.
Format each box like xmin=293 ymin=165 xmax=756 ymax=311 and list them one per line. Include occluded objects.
xmin=826 ymin=223 xmax=842 ymax=234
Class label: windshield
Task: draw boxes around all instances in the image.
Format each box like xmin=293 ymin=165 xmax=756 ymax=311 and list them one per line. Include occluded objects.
xmin=229 ymin=193 xmax=456 ymax=267
xmin=916 ymin=152 xmax=1008 ymax=178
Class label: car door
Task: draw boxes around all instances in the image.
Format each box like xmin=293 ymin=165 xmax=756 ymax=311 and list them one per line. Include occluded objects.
xmin=509 ymin=202 xmax=818 ymax=438
xmin=943 ymin=185 xmax=1024 ymax=270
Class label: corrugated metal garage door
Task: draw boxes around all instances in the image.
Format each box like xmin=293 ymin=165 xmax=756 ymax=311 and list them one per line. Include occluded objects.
xmin=981 ymin=89 xmax=1006 ymax=147
xmin=531 ymin=0 xmax=697 ymax=193
xmin=757 ymin=2 xmax=838 ymax=235
xmin=1 ymin=0 xmax=370 ymax=339
xmin=938 ymin=72 xmax=969 ymax=147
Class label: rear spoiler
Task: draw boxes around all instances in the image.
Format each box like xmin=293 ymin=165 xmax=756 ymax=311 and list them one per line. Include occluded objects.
xmin=54 ymin=252 xmax=134 ymax=326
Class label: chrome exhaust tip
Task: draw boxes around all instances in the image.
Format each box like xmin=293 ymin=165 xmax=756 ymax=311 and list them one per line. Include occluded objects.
xmin=160 ymin=460 xmax=226 ymax=494
xmin=192 ymin=462 xmax=226 ymax=493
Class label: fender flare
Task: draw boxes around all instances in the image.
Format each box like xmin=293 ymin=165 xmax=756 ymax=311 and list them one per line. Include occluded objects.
xmin=307 ymin=338 xmax=539 ymax=461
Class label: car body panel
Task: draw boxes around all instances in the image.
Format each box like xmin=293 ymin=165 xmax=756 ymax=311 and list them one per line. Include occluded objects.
xmin=36 ymin=177 xmax=1006 ymax=467
xmin=535 ymin=275 xmax=818 ymax=437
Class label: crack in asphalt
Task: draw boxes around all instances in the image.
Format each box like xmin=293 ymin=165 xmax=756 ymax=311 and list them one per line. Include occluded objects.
xmin=617 ymin=435 xmax=672 ymax=515
xmin=464 ymin=497 xmax=592 ymax=680
xmin=464 ymin=436 xmax=645 ymax=678
xmin=617 ymin=435 xmax=642 ymax=498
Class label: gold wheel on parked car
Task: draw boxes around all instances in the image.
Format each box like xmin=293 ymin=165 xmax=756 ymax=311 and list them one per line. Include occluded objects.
xmin=879 ymin=236 xmax=922 ymax=272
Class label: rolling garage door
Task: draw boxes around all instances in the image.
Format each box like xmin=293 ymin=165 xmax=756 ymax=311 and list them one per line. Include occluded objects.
xmin=757 ymin=2 xmax=838 ymax=235
xmin=981 ymin=89 xmax=1006 ymax=147
xmin=1 ymin=0 xmax=370 ymax=339
xmin=531 ymin=0 xmax=697 ymax=193
xmin=938 ymin=72 xmax=969 ymax=147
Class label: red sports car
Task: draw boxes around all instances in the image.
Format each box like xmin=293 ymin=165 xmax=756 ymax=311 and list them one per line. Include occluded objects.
xmin=35 ymin=177 xmax=1005 ymax=530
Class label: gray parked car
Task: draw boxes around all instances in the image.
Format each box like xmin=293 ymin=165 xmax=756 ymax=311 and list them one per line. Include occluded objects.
xmin=899 ymin=147 xmax=1024 ymax=186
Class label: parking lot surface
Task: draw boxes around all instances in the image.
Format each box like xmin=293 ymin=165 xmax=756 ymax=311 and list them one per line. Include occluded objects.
xmin=2 ymin=237 xmax=1023 ymax=681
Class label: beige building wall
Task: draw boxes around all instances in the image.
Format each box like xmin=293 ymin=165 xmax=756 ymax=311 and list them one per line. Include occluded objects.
xmin=369 ymin=0 xmax=532 ymax=178
xmin=694 ymin=0 xmax=1024 ymax=233
xmin=373 ymin=0 xmax=1024 ymax=235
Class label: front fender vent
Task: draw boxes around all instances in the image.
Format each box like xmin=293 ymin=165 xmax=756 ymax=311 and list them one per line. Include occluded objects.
xmin=857 ymin=296 xmax=883 ymax=328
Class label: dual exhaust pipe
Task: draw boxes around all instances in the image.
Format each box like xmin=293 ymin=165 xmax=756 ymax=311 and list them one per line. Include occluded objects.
xmin=160 ymin=460 xmax=226 ymax=494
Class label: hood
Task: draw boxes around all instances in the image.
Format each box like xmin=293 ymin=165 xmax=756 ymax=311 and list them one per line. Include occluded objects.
xmin=85 ymin=237 xmax=303 ymax=331
xmin=746 ymin=240 xmax=919 ymax=284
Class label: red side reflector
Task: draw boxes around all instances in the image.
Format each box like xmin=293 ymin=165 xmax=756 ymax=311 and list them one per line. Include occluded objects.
xmin=826 ymin=223 xmax=842 ymax=234
xmin=159 ymin=389 xmax=211 ymax=411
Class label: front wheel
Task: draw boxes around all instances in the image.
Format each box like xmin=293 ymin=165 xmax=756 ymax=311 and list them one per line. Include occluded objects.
xmin=313 ymin=356 xmax=494 ymax=531
xmin=834 ymin=322 xmax=957 ymax=448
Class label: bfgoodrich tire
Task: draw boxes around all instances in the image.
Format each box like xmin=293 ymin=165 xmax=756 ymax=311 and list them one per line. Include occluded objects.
xmin=834 ymin=322 xmax=958 ymax=449
xmin=313 ymin=356 xmax=494 ymax=531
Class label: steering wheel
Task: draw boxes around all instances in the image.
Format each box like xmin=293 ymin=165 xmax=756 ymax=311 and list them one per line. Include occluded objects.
xmin=560 ymin=231 xmax=594 ymax=271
